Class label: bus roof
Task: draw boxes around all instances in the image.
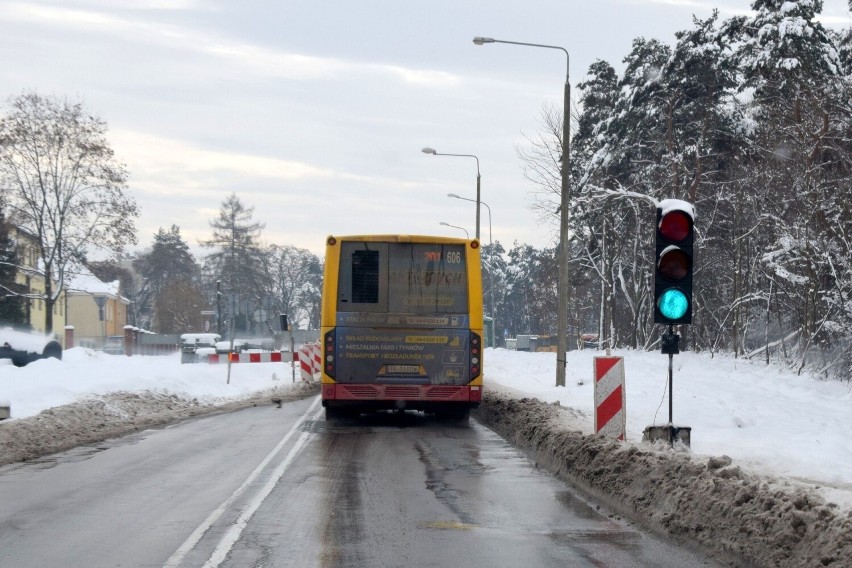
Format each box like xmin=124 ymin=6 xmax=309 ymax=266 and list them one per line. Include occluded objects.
xmin=326 ymin=234 xmax=477 ymax=246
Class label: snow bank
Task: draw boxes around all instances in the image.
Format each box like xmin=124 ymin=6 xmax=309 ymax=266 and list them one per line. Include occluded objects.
xmin=0 ymin=384 xmax=318 ymax=465
xmin=475 ymin=390 xmax=852 ymax=568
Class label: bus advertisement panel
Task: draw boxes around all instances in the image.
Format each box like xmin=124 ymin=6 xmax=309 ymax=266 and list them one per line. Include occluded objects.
xmin=321 ymin=235 xmax=483 ymax=420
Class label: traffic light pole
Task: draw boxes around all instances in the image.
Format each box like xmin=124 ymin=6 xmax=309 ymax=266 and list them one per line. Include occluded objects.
xmin=662 ymin=325 xmax=679 ymax=426
xmin=668 ymin=332 xmax=674 ymax=427
xmin=669 ymin=328 xmax=681 ymax=446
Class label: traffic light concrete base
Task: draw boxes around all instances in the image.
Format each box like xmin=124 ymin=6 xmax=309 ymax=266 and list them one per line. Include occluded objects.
xmin=643 ymin=424 xmax=691 ymax=447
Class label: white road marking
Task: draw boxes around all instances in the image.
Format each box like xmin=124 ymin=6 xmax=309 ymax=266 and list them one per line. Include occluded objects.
xmin=164 ymin=396 xmax=322 ymax=567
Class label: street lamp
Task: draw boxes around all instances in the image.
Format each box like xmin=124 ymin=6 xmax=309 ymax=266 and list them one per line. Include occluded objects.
xmin=473 ymin=35 xmax=571 ymax=387
xmin=449 ymin=193 xmax=496 ymax=348
xmin=439 ymin=221 xmax=469 ymax=239
xmin=422 ymin=147 xmax=481 ymax=241
xmin=93 ymin=296 xmax=107 ymax=345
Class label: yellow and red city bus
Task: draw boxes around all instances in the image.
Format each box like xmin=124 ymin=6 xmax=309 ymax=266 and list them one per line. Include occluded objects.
xmin=320 ymin=235 xmax=484 ymax=420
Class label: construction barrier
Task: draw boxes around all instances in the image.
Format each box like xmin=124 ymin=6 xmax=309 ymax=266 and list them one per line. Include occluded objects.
xmin=205 ymin=351 xmax=285 ymax=364
xmin=230 ymin=352 xmax=285 ymax=363
xmin=201 ymin=346 xmax=319 ymax=382
xmin=594 ymin=356 xmax=626 ymax=440
xmin=298 ymin=343 xmax=321 ymax=381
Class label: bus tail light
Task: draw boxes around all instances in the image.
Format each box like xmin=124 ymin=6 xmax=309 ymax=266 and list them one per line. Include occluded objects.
xmin=470 ymin=332 xmax=481 ymax=379
xmin=324 ymin=330 xmax=336 ymax=378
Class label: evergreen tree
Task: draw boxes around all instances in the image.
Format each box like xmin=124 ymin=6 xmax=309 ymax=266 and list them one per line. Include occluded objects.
xmin=202 ymin=194 xmax=268 ymax=333
xmin=153 ymin=278 xmax=208 ymax=334
xmin=516 ymin=2 xmax=851 ymax=378
xmin=727 ymin=0 xmax=847 ymax=364
xmin=502 ymin=243 xmax=558 ymax=337
xmin=573 ymin=59 xmax=637 ymax=348
xmin=573 ymin=59 xmax=619 ymax=189
xmin=0 ymin=207 xmax=25 ymax=324
xmin=733 ymin=0 xmax=841 ymax=99
xmin=134 ymin=225 xmax=202 ymax=332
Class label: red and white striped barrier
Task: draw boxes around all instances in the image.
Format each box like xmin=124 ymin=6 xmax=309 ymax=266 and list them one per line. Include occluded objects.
xmin=298 ymin=343 xmax=321 ymax=381
xmin=594 ymin=356 xmax=626 ymax=440
xmin=206 ymin=351 xmax=285 ymax=364
xmin=230 ymin=352 xmax=285 ymax=363
xmin=312 ymin=343 xmax=322 ymax=374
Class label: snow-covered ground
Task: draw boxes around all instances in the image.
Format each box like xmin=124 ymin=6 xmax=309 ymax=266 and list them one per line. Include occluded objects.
xmin=2 ymin=345 xmax=851 ymax=566
xmin=2 ymin=345 xmax=849 ymax=506
xmin=0 ymin=346 xmax=296 ymax=420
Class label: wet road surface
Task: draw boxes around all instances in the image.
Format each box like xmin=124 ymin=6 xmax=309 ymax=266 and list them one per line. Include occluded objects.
xmin=0 ymin=395 xmax=719 ymax=567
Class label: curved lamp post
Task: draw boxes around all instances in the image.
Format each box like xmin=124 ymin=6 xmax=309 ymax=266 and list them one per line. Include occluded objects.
xmin=473 ymin=35 xmax=571 ymax=387
xmin=422 ymin=147 xmax=481 ymax=241
xmin=439 ymin=221 xmax=469 ymax=239
xmin=449 ymin=193 xmax=496 ymax=347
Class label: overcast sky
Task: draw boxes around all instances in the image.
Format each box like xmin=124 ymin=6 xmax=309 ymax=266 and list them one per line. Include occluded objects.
xmin=1 ymin=0 xmax=850 ymax=257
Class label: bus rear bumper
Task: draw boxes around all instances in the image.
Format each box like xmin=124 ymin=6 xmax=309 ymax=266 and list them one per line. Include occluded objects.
xmin=322 ymin=383 xmax=481 ymax=406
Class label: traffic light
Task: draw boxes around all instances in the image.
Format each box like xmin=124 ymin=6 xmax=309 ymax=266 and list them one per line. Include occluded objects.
xmin=654 ymin=199 xmax=694 ymax=325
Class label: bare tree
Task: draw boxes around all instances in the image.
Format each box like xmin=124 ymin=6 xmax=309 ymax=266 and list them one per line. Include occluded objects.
xmin=261 ymin=244 xmax=323 ymax=330
xmin=0 ymin=92 xmax=138 ymax=332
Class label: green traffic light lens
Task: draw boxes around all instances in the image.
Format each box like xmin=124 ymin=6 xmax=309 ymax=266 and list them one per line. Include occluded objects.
xmin=658 ymin=289 xmax=689 ymax=320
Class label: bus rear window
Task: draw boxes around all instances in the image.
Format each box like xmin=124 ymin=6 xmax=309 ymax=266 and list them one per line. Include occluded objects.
xmin=351 ymin=250 xmax=379 ymax=303
xmin=337 ymin=241 xmax=468 ymax=314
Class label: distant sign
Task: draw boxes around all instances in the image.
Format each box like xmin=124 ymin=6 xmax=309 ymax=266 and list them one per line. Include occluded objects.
xmin=200 ymin=310 xmax=216 ymax=316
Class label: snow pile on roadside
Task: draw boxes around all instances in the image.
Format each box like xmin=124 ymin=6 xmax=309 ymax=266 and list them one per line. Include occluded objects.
xmin=0 ymin=348 xmax=308 ymax=420
xmin=475 ymin=390 xmax=852 ymax=568
xmin=0 ymin=384 xmax=318 ymax=466
xmin=0 ymin=347 xmax=320 ymax=466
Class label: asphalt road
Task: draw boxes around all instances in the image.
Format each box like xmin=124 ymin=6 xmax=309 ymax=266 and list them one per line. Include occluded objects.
xmin=0 ymin=396 xmax=719 ymax=567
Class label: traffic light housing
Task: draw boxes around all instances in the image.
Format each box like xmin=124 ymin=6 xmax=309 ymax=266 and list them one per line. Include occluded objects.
xmin=654 ymin=200 xmax=694 ymax=325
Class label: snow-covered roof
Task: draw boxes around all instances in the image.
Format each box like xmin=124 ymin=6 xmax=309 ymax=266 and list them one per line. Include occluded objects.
xmin=64 ymin=265 xmax=123 ymax=300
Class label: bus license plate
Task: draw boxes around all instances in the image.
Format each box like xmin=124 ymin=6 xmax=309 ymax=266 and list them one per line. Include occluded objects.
xmin=387 ymin=365 xmax=419 ymax=374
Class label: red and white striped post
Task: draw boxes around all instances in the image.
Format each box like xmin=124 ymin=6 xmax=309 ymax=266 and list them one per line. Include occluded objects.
xmin=298 ymin=345 xmax=314 ymax=381
xmin=311 ymin=343 xmax=321 ymax=375
xmin=594 ymin=356 xmax=626 ymax=440
xmin=295 ymin=343 xmax=322 ymax=381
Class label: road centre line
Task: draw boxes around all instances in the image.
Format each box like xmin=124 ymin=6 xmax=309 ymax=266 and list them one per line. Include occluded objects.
xmin=202 ymin=407 xmax=321 ymax=567
xmin=164 ymin=396 xmax=322 ymax=568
